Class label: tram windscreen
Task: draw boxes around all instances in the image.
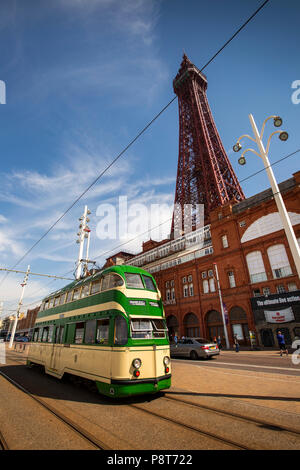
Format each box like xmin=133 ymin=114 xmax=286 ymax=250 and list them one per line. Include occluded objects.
xmin=131 ymin=318 xmax=167 ymax=339
xmin=125 ymin=273 xmax=144 ymax=289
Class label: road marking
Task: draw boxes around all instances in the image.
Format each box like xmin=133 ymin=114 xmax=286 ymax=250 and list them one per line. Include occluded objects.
xmin=172 ymin=359 xmax=300 ymax=372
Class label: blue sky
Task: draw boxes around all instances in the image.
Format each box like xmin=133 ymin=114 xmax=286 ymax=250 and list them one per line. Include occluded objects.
xmin=0 ymin=0 xmax=299 ymax=313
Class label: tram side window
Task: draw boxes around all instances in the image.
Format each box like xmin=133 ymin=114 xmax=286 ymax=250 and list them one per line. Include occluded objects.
xmin=73 ymin=288 xmax=81 ymax=301
xmin=59 ymin=293 xmax=66 ymax=305
xmin=85 ymin=319 xmax=97 ymax=343
xmin=91 ymin=280 xmax=101 ymax=295
xmin=33 ymin=328 xmax=39 ymax=342
xmin=48 ymin=325 xmax=54 ymax=342
xmin=53 ymin=296 xmax=60 ymax=307
xmin=102 ymin=273 xmax=124 ymax=291
xmin=125 ymin=273 xmax=144 ymax=289
xmin=81 ymin=283 xmax=90 ymax=298
xmin=75 ymin=322 xmax=85 ymax=344
xmin=114 ymin=316 xmax=128 ymax=345
xmin=131 ymin=319 xmax=153 ymax=339
xmin=38 ymin=328 xmax=43 ymax=342
xmin=96 ymin=318 xmax=109 ymax=344
xmin=66 ymin=290 xmax=73 ymax=303
xmin=42 ymin=327 xmax=49 ymax=342
xmin=142 ymin=275 xmax=156 ymax=291
xmin=44 ymin=300 xmax=49 ymax=310
xmin=48 ymin=298 xmax=54 ymax=309
xmin=55 ymin=325 xmax=64 ymax=344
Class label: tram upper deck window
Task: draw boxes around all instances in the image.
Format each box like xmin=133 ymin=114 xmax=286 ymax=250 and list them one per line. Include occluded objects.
xmin=53 ymin=296 xmax=60 ymax=307
xmin=91 ymin=280 xmax=101 ymax=294
xmin=48 ymin=298 xmax=54 ymax=309
xmin=66 ymin=290 xmax=73 ymax=303
xmin=142 ymin=275 xmax=156 ymax=291
xmin=73 ymin=288 xmax=80 ymax=301
xmin=81 ymin=283 xmax=90 ymax=298
xmin=125 ymin=273 xmax=144 ymax=289
xmin=59 ymin=293 xmax=66 ymax=305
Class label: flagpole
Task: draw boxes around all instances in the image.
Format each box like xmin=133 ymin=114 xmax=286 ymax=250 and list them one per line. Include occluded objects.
xmin=213 ymin=262 xmax=230 ymax=349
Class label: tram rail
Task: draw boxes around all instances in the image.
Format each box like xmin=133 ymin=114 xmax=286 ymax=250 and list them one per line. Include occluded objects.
xmin=0 ymin=368 xmax=111 ymax=451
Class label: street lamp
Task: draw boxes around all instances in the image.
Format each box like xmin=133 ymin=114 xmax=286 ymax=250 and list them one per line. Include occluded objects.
xmin=233 ymin=114 xmax=300 ymax=278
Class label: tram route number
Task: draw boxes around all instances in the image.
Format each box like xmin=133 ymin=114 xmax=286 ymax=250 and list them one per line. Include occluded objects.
xmin=107 ymin=454 xmax=192 ymax=467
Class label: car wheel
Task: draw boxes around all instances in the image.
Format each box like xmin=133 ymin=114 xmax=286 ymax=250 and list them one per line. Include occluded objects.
xmin=190 ymin=350 xmax=198 ymax=360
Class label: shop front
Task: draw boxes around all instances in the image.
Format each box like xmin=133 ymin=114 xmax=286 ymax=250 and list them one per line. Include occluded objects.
xmin=251 ymin=291 xmax=300 ymax=348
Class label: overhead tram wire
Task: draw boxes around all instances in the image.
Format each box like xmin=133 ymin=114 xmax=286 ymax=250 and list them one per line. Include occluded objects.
xmin=0 ymin=0 xmax=271 ymax=289
xmin=7 ymin=145 xmax=299 ymax=313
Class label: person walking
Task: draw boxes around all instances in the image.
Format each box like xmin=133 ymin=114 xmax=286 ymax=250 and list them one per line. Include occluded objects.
xmin=233 ymin=335 xmax=240 ymax=352
xmin=277 ymin=331 xmax=288 ymax=357
xmin=217 ymin=335 xmax=222 ymax=350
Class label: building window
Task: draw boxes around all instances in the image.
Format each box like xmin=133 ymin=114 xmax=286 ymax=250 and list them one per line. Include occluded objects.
xmin=263 ymin=287 xmax=271 ymax=296
xmin=188 ymin=275 xmax=193 ymax=283
xmin=228 ymin=271 xmax=236 ymax=288
xmin=246 ymin=251 xmax=267 ymax=283
xmin=182 ymin=277 xmax=187 ymax=284
xmin=165 ymin=281 xmax=170 ymax=288
xmin=239 ymin=220 xmax=246 ymax=227
xmin=288 ymin=282 xmax=297 ymax=292
xmin=253 ymin=288 xmax=261 ymax=297
xmin=208 ymin=269 xmax=214 ymax=278
xmin=183 ymin=285 xmax=189 ymax=297
xmin=201 ymin=271 xmax=207 ymax=279
xmin=221 ymin=235 xmax=228 ymax=248
xmin=171 ymin=288 xmax=175 ymax=300
xmin=267 ymin=244 xmax=292 ymax=279
xmin=166 ymin=289 xmax=171 ymax=301
xmin=276 ymin=285 xmax=286 ymax=294
xmin=189 ymin=284 xmax=194 ymax=296
xmin=209 ymin=278 xmax=216 ymax=293
xmin=203 ymin=280 xmax=209 ymax=294
xmin=170 ymin=280 xmax=175 ymax=287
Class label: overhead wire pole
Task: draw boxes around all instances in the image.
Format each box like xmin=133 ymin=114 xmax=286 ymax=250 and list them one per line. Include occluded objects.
xmin=0 ymin=0 xmax=271 ymax=289
xmin=9 ymin=265 xmax=30 ymax=349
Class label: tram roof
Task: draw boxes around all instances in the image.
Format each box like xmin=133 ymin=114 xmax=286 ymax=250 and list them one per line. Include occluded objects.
xmin=42 ymin=265 xmax=156 ymax=301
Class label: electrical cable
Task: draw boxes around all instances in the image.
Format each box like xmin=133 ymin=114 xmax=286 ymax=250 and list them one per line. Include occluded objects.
xmin=0 ymin=0 xmax=271 ymax=288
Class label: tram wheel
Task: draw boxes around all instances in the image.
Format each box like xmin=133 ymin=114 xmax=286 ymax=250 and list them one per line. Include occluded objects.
xmin=190 ymin=350 xmax=198 ymax=360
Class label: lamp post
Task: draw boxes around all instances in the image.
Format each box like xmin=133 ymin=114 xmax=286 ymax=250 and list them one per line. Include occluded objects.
xmin=233 ymin=114 xmax=300 ymax=278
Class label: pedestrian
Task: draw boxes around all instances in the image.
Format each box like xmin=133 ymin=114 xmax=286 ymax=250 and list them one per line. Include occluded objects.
xmin=217 ymin=335 xmax=222 ymax=350
xmin=174 ymin=334 xmax=178 ymax=344
xmin=277 ymin=331 xmax=288 ymax=357
xmin=233 ymin=335 xmax=239 ymax=352
xmin=213 ymin=336 xmax=217 ymax=344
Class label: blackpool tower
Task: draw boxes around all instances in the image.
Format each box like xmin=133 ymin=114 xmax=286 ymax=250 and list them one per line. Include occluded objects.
xmin=171 ymin=54 xmax=245 ymax=236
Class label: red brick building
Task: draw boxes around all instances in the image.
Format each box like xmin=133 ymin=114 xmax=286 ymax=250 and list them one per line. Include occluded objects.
xmin=123 ymin=171 xmax=300 ymax=348
xmin=16 ymin=306 xmax=40 ymax=336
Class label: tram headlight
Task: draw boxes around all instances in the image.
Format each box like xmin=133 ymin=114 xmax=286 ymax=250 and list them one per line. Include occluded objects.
xmin=132 ymin=358 xmax=142 ymax=369
xmin=163 ymin=356 xmax=170 ymax=366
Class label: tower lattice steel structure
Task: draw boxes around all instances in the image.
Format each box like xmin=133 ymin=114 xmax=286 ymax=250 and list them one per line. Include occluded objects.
xmin=171 ymin=55 xmax=245 ymax=236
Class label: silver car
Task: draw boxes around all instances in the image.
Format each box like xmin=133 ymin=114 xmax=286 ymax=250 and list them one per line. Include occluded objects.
xmin=170 ymin=337 xmax=219 ymax=360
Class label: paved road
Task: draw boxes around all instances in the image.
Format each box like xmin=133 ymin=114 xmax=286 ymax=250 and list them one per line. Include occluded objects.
xmin=172 ymin=349 xmax=300 ymax=376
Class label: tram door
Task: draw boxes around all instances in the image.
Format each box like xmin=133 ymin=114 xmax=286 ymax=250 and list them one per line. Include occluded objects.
xmin=50 ymin=325 xmax=65 ymax=370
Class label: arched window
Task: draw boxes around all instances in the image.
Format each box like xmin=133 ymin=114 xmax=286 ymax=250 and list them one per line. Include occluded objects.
xmin=209 ymin=278 xmax=216 ymax=292
xmin=246 ymin=251 xmax=267 ymax=283
xmin=203 ymin=279 xmax=209 ymax=294
xmin=267 ymin=244 xmax=292 ymax=278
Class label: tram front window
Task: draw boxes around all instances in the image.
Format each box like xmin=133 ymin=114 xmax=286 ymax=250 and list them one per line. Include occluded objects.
xmin=125 ymin=273 xmax=144 ymax=289
xmin=131 ymin=319 xmax=167 ymax=339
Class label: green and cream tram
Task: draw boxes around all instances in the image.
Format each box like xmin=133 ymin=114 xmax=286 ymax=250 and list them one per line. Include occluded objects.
xmin=27 ymin=266 xmax=171 ymax=397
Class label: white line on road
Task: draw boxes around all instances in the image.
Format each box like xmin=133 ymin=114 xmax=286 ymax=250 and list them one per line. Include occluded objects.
xmin=172 ymin=359 xmax=300 ymax=372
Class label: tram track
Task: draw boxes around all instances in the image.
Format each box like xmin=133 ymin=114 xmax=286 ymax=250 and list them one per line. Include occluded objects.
xmin=0 ymin=368 xmax=111 ymax=451
xmin=163 ymin=394 xmax=300 ymax=438
xmin=129 ymin=402 xmax=252 ymax=450
xmin=0 ymin=429 xmax=9 ymax=450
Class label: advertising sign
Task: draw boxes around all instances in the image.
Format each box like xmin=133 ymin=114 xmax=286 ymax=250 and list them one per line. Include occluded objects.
xmin=264 ymin=307 xmax=295 ymax=323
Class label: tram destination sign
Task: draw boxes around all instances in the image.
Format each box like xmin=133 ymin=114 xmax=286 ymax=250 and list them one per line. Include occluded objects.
xmin=251 ymin=291 xmax=300 ymax=310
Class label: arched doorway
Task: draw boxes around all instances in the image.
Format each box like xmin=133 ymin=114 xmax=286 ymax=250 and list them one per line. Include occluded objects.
xmin=260 ymin=329 xmax=274 ymax=347
xmin=229 ymin=306 xmax=250 ymax=346
xmin=166 ymin=314 xmax=179 ymax=342
xmin=183 ymin=312 xmax=201 ymax=338
xmin=205 ymin=310 xmax=224 ymax=344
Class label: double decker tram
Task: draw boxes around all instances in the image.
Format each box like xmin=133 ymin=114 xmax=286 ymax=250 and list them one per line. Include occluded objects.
xmin=27 ymin=266 xmax=171 ymax=397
